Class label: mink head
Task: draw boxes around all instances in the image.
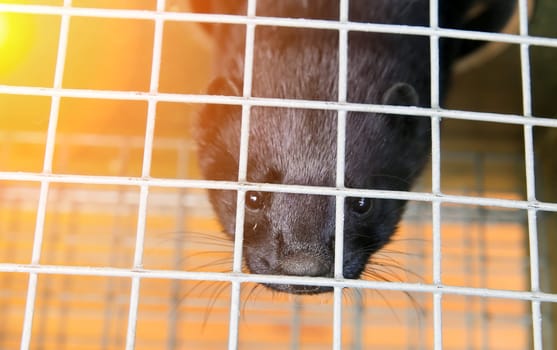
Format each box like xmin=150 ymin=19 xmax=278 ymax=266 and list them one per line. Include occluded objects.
xmin=196 ymin=17 xmax=431 ymax=294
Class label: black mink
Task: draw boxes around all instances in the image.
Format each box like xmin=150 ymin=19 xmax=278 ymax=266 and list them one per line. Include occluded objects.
xmin=192 ymin=0 xmax=516 ymax=294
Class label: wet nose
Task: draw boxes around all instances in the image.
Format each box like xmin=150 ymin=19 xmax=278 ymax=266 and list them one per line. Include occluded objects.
xmin=278 ymin=255 xmax=331 ymax=277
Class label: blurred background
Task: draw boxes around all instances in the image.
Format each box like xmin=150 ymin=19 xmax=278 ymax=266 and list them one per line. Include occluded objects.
xmin=0 ymin=0 xmax=555 ymax=349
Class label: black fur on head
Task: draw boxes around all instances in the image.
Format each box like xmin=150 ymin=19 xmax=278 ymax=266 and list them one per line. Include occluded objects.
xmin=194 ymin=0 xmax=513 ymax=294
xmin=196 ymin=0 xmax=433 ymax=295
xmin=198 ymin=77 xmax=430 ymax=294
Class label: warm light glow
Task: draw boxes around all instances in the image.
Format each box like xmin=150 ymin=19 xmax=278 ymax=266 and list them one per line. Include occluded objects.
xmin=0 ymin=12 xmax=36 ymax=75
xmin=0 ymin=13 xmax=10 ymax=47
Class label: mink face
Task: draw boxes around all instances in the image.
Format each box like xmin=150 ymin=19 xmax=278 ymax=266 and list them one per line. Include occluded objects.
xmin=198 ymin=86 xmax=430 ymax=294
xmin=194 ymin=0 xmax=509 ymax=294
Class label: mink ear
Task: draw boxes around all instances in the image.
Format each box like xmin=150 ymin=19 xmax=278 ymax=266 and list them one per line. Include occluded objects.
xmin=197 ymin=76 xmax=242 ymax=149
xmin=189 ymin=0 xmax=245 ymax=16
xmin=381 ymin=82 xmax=419 ymax=106
xmin=189 ymin=1 xmax=246 ymax=34
xmin=380 ymin=83 xmax=428 ymax=137
xmin=206 ymin=76 xmax=242 ymax=96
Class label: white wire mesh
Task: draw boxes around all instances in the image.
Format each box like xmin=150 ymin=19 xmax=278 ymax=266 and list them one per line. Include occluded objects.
xmin=0 ymin=0 xmax=555 ymax=349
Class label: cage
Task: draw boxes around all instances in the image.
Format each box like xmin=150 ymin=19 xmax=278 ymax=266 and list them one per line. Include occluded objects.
xmin=0 ymin=0 xmax=556 ymax=349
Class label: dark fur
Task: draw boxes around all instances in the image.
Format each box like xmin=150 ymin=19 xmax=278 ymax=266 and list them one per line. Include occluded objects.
xmin=193 ymin=0 xmax=516 ymax=294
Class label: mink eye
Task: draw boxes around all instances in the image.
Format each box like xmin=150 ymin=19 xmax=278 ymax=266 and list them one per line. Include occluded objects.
xmin=349 ymin=197 xmax=373 ymax=215
xmin=246 ymin=191 xmax=267 ymax=210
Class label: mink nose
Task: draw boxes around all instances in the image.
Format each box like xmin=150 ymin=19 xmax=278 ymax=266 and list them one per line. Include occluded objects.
xmin=278 ymin=255 xmax=331 ymax=277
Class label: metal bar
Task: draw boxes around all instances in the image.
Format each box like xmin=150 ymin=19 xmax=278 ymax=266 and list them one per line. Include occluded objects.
xmin=1 ymin=4 xmax=557 ymax=48
xmin=3 ymin=263 xmax=557 ymax=303
xmin=4 ymin=85 xmax=557 ymax=128
xmin=19 ymin=1 xmax=72 ymax=348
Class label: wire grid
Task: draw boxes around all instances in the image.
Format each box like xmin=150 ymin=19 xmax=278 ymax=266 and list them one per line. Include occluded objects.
xmin=0 ymin=141 xmax=535 ymax=350
xmin=0 ymin=0 xmax=556 ymax=349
